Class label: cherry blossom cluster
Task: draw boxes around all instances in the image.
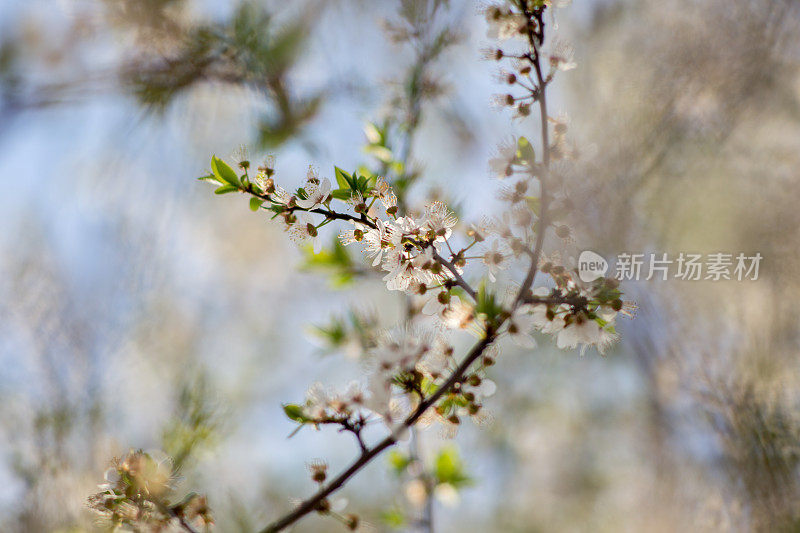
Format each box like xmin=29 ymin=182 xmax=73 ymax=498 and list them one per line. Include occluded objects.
xmin=339 ymin=200 xmax=459 ymax=292
xmin=87 ymin=450 xmax=212 ymax=530
xmin=523 ymin=265 xmax=631 ymax=354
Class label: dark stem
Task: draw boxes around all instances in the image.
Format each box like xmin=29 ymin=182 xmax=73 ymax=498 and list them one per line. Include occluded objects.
xmin=409 ymin=427 xmax=435 ymax=533
xmin=259 ymin=331 xmax=497 ymax=533
xmin=432 ymin=250 xmax=477 ymax=301
xmin=515 ymin=6 xmax=550 ymax=307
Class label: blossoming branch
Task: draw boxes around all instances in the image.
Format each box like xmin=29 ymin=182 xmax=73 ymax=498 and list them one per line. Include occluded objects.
xmin=88 ymin=1 xmax=631 ymax=531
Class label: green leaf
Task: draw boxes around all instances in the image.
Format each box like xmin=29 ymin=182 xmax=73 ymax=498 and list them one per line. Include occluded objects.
xmin=363 ymin=122 xmax=382 ymax=144
xmin=282 ymin=404 xmax=308 ymax=423
xmin=211 ymin=156 xmax=241 ymax=187
xmin=330 ymin=188 xmax=353 ymax=200
xmin=517 ymin=136 xmax=536 ymax=164
xmin=434 ymin=446 xmax=471 ymax=487
xmin=364 ymin=144 xmax=393 ymax=163
xmin=475 ymin=283 xmax=502 ymax=322
xmin=214 ymin=185 xmax=239 ymax=195
xmin=387 ymin=450 xmax=411 ymax=475
xmin=197 ymin=173 xmax=220 ymax=183
xmin=249 ymin=198 xmax=265 ymax=211
xmin=310 ymin=319 xmax=347 ymax=348
xmin=334 ymin=166 xmax=353 ymax=189
xmin=381 ymin=508 xmax=406 ymax=528
xmin=357 ymin=173 xmax=374 ymax=191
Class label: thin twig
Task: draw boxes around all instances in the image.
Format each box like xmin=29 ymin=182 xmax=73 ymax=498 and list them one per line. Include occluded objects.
xmin=432 ymin=249 xmax=477 ymax=301
xmin=515 ymin=6 xmax=551 ymax=308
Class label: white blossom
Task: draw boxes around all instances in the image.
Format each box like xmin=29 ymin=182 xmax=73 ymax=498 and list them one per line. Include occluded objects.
xmin=485 ymin=7 xmax=527 ymax=41
xmin=373 ymin=177 xmax=397 ymax=212
xmin=288 ymin=213 xmax=322 ymax=253
xmin=548 ymin=40 xmax=577 ymax=71
xmin=556 ymin=315 xmax=618 ymax=355
xmin=362 ymin=219 xmax=392 ymax=266
xmin=295 ymin=173 xmax=331 ymax=209
xmin=489 ymin=137 xmax=517 ymax=178
xmin=383 ymin=247 xmax=435 ymax=292
xmin=339 ymin=220 xmax=366 ymax=245
xmin=271 ymin=185 xmax=291 ymax=205
xmin=440 ymin=297 xmax=476 ymax=330
xmin=422 ymin=201 xmax=457 ymax=241
xmin=506 ymin=305 xmax=537 ymax=348
xmin=482 ymin=240 xmax=509 ymax=282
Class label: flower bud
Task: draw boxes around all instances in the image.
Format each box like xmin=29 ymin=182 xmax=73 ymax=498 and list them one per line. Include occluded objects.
xmin=309 ymin=460 xmax=328 ymax=484
xmin=315 ymin=499 xmax=331 ymax=514
xmin=468 ymin=228 xmax=485 ymax=242
xmin=345 ymin=514 xmax=360 ymax=530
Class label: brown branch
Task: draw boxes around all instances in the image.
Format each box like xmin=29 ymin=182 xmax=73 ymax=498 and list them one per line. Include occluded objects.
xmin=257 ymin=7 xmax=556 ymax=531
xmin=515 ymin=6 xmax=551 ymax=308
xmin=432 ymin=249 xmax=477 ymax=301
xmin=259 ymin=331 xmax=497 ymax=533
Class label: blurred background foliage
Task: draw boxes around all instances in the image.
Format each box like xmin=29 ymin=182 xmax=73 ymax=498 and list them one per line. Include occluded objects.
xmin=1 ymin=0 xmax=799 ymax=532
